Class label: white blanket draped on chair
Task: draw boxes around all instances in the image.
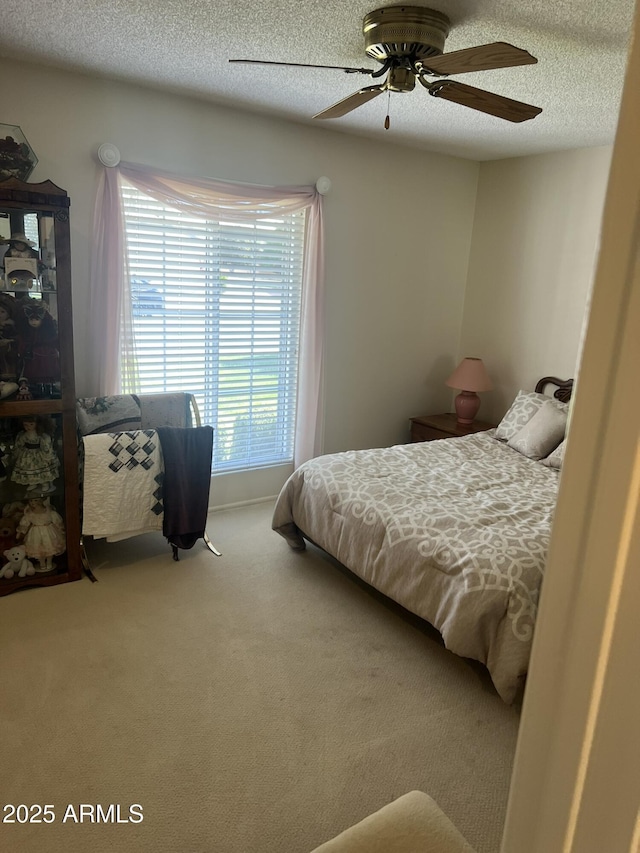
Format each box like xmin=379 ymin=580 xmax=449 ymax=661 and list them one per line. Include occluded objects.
xmin=81 ymin=429 xmax=164 ymax=542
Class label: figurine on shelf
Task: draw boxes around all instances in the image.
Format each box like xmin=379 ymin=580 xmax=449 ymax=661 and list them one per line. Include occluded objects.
xmin=15 ymin=378 xmax=32 ymax=401
xmin=0 ymin=502 xmax=26 ymax=552
xmin=0 ymin=293 xmax=19 ymax=399
xmin=0 ymin=293 xmax=18 ymax=400
xmin=10 ymin=415 xmax=59 ymax=494
xmin=0 ymin=514 xmax=17 ymax=553
xmin=2 ymin=233 xmax=39 ymax=261
xmin=17 ymin=299 xmax=60 ymax=396
xmin=16 ymin=497 xmax=66 ymax=573
xmin=1 ymin=544 xmax=35 ymax=578
xmin=1 ymin=234 xmax=43 ymax=293
xmin=0 ymin=445 xmax=8 ymax=481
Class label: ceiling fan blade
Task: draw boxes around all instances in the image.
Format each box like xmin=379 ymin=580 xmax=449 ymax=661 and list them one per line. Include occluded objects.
xmin=229 ymin=59 xmax=374 ymax=75
xmin=420 ymin=42 xmax=537 ymax=76
xmin=313 ymin=85 xmax=385 ymax=119
xmin=428 ymin=80 xmax=542 ymax=122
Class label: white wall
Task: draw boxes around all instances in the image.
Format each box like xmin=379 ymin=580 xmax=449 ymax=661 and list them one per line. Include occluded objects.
xmin=459 ymin=147 xmax=612 ymax=422
xmin=1 ymin=59 xmax=479 ymax=506
xmin=3 ymin=60 xmax=611 ymax=507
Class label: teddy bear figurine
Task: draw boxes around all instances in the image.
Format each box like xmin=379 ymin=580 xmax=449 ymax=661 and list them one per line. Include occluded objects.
xmin=0 ymin=514 xmax=18 ymax=554
xmin=1 ymin=544 xmax=35 ymax=579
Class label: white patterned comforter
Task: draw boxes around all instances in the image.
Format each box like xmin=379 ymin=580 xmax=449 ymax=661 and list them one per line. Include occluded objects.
xmin=272 ymin=431 xmax=559 ymax=703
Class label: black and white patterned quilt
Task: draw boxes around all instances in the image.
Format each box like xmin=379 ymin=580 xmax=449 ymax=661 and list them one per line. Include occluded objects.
xmin=82 ymin=429 xmax=164 ymax=541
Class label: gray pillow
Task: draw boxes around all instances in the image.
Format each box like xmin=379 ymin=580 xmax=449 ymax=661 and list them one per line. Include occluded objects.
xmin=507 ymin=400 xmax=567 ymax=460
xmin=495 ymin=390 xmax=568 ymax=442
xmin=541 ymin=439 xmax=566 ymax=469
xmin=76 ymin=395 xmax=142 ymax=435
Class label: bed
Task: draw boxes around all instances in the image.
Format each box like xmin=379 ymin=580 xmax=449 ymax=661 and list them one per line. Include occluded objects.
xmin=272 ymin=377 xmax=573 ymax=703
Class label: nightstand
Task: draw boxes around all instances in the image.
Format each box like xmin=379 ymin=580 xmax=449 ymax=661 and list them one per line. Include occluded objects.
xmin=410 ymin=413 xmax=496 ymax=443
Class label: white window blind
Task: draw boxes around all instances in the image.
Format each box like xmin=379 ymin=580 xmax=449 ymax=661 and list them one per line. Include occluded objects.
xmin=120 ymin=182 xmax=305 ymax=473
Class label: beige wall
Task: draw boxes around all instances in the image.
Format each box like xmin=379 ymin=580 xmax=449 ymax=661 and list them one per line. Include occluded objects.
xmin=0 ymin=59 xmax=478 ymax=505
xmin=459 ymin=147 xmax=612 ymax=422
xmin=1 ymin=60 xmax=613 ymax=506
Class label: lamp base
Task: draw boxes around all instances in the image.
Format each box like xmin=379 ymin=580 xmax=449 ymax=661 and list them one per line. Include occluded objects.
xmin=454 ymin=391 xmax=480 ymax=424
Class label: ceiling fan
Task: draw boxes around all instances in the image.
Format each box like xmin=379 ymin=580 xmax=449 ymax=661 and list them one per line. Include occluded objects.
xmin=230 ymin=5 xmax=542 ymax=126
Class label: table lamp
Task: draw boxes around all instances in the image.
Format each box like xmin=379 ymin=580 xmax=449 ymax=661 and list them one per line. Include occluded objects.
xmin=445 ymin=357 xmax=493 ymax=424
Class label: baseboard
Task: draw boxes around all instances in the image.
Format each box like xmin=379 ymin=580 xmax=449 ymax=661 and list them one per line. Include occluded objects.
xmin=208 ymin=495 xmax=278 ymax=513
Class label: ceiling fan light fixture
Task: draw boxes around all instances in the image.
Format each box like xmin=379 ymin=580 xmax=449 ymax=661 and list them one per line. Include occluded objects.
xmin=387 ymin=66 xmax=416 ymax=92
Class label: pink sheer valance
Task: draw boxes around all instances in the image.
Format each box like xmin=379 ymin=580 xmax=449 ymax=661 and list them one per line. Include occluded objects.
xmin=89 ymin=162 xmax=325 ymax=467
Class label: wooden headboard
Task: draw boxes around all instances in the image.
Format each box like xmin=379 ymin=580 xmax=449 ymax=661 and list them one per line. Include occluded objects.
xmin=535 ymin=376 xmax=574 ymax=402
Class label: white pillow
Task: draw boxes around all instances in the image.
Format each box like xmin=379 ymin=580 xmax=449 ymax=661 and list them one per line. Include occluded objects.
xmin=507 ymin=400 xmax=567 ymax=460
xmin=541 ymin=439 xmax=566 ymax=469
xmin=495 ymin=390 xmax=568 ymax=443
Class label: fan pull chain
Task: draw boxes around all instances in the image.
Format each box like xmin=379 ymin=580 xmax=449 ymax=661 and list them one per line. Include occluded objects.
xmin=384 ymin=90 xmax=391 ymax=129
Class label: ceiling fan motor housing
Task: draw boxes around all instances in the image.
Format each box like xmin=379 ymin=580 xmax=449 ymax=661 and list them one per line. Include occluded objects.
xmin=363 ymin=6 xmax=450 ymax=63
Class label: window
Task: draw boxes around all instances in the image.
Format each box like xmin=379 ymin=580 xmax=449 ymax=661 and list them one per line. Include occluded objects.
xmin=120 ymin=182 xmax=306 ymax=473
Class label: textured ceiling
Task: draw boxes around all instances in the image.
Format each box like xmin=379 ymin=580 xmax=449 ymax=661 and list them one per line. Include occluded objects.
xmin=1 ymin=0 xmax=636 ymax=160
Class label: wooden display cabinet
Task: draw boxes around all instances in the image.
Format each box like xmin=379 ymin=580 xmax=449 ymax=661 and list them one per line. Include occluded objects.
xmin=0 ymin=178 xmax=81 ymax=595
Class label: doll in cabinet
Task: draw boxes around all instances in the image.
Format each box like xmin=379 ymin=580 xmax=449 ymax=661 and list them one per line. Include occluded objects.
xmin=10 ymin=415 xmax=60 ymax=494
xmin=0 ymin=292 xmax=19 ymax=398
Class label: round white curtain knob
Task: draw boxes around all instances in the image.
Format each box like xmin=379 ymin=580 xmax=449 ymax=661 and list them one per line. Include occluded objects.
xmin=315 ymin=176 xmax=331 ymax=195
xmin=97 ymin=142 xmax=121 ymax=167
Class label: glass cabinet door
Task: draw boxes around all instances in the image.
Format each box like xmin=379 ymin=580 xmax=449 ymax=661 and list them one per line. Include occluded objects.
xmin=0 ymin=413 xmax=67 ymax=578
xmin=0 ymin=207 xmax=61 ymax=401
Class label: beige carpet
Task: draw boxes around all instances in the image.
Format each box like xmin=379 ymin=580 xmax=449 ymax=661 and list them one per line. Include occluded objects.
xmin=1 ymin=501 xmax=519 ymax=853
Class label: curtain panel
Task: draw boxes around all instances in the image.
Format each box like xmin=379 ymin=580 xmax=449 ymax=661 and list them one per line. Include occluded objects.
xmin=89 ymin=162 xmax=325 ymax=467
